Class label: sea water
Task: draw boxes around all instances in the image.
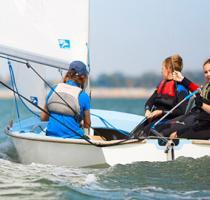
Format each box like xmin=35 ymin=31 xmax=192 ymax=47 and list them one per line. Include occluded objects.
xmin=0 ymin=99 xmax=210 ymax=200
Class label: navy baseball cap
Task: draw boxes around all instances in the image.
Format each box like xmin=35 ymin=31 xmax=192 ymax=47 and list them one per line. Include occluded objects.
xmin=69 ymin=61 xmax=89 ymax=76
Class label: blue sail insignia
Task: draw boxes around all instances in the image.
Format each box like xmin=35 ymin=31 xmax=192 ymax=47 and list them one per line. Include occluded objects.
xmin=58 ymin=39 xmax=71 ymax=49
xmin=30 ymin=96 xmax=38 ymax=106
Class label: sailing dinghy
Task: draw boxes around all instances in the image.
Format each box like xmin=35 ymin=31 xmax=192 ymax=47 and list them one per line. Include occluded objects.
xmin=0 ymin=0 xmax=209 ymax=167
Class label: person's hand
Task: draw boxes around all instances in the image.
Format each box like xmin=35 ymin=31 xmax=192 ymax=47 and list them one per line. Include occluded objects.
xmin=148 ymin=110 xmax=162 ymax=119
xmin=197 ymin=86 xmax=202 ymax=94
xmin=194 ymin=94 xmax=203 ymax=108
xmin=80 ymin=120 xmax=84 ymax=128
xmin=145 ymin=110 xmax=152 ymax=118
xmin=172 ymin=71 xmax=184 ymax=82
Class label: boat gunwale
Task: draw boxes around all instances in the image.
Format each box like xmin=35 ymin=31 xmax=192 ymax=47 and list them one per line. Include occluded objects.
xmin=5 ymin=129 xmax=146 ymax=146
xmin=192 ymin=140 xmax=210 ymax=145
xmin=5 ymin=129 xmax=210 ymax=146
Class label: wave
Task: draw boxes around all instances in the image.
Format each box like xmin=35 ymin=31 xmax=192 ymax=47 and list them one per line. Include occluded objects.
xmin=0 ymin=156 xmax=209 ymax=200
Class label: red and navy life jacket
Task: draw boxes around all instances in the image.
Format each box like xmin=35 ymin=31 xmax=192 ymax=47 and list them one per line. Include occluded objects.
xmin=154 ymin=80 xmax=177 ymax=109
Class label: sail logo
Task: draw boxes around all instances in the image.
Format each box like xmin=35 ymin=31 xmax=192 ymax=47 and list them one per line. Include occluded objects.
xmin=58 ymin=39 xmax=71 ymax=49
xmin=30 ymin=96 xmax=38 ymax=106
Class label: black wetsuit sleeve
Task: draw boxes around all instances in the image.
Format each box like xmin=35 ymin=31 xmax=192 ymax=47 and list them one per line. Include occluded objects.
xmin=145 ymin=90 xmax=157 ymax=111
xmin=181 ymin=77 xmax=199 ymax=92
xmin=170 ymin=90 xmax=188 ymax=117
xmin=181 ymin=77 xmax=191 ymax=87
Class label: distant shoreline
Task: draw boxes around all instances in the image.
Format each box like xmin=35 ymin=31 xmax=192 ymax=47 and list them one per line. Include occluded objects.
xmin=90 ymin=87 xmax=153 ymax=98
xmin=0 ymin=87 xmax=153 ymax=99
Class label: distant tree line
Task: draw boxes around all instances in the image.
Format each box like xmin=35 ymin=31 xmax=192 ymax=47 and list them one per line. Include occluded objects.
xmin=0 ymin=71 xmax=204 ymax=89
xmin=90 ymin=71 xmax=204 ymax=88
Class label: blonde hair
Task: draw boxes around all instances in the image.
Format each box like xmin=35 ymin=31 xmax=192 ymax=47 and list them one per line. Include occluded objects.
xmin=171 ymin=54 xmax=183 ymax=72
xmin=163 ymin=54 xmax=183 ymax=72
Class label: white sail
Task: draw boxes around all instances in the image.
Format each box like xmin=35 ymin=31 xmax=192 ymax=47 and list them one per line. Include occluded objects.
xmin=12 ymin=61 xmax=47 ymax=113
xmin=0 ymin=0 xmax=89 ymax=63
xmin=0 ymin=0 xmax=89 ymax=112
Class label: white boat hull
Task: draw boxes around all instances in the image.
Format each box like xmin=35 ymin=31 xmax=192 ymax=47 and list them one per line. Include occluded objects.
xmin=7 ymin=131 xmax=210 ymax=167
xmin=5 ymin=109 xmax=210 ymax=167
xmin=10 ymin=133 xmax=106 ymax=167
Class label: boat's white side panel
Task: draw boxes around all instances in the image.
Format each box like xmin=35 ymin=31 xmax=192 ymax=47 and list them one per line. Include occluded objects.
xmin=10 ymin=131 xmax=210 ymax=167
xmin=175 ymin=143 xmax=210 ymax=159
xmin=11 ymin=135 xmax=106 ymax=167
xmin=102 ymin=141 xmax=210 ymax=166
xmin=102 ymin=142 xmax=167 ymax=166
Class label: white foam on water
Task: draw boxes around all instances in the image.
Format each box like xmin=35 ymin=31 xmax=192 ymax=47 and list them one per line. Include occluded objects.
xmin=84 ymin=174 xmax=97 ymax=185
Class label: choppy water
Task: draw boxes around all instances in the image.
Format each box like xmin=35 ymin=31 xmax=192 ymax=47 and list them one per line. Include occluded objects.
xmin=0 ymin=99 xmax=210 ymax=200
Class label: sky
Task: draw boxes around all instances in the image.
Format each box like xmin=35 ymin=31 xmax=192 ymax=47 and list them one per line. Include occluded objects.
xmin=89 ymin=0 xmax=210 ymax=77
xmin=0 ymin=0 xmax=210 ymax=80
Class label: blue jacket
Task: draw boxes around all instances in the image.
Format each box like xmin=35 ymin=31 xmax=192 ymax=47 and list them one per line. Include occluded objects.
xmin=46 ymin=80 xmax=90 ymax=138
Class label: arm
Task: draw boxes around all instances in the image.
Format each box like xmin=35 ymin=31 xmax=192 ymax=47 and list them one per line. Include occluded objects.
xmin=144 ymin=90 xmax=158 ymax=118
xmin=145 ymin=90 xmax=166 ymax=119
xmin=181 ymin=77 xmax=199 ymax=92
xmin=195 ymin=94 xmax=210 ymax=114
xmin=150 ymin=84 xmax=189 ymax=119
xmin=149 ymin=89 xmax=189 ymax=119
xmin=83 ymin=110 xmax=91 ymax=128
xmin=145 ymin=90 xmax=157 ymax=111
xmin=79 ymin=92 xmax=91 ymax=132
xmin=173 ymin=71 xmax=200 ymax=91
xmin=40 ymin=105 xmax=49 ymax=121
xmin=201 ymin=103 xmax=210 ymax=114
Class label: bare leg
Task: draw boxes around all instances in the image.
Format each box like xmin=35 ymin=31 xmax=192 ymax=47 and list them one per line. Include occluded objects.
xmin=169 ymin=132 xmax=177 ymax=139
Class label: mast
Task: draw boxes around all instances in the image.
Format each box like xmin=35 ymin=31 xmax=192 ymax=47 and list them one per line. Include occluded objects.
xmin=85 ymin=0 xmax=91 ymax=95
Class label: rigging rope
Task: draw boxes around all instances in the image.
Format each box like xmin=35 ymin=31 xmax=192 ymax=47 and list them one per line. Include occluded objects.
xmin=8 ymin=60 xmax=21 ymax=128
xmin=150 ymin=89 xmax=200 ymax=143
xmin=0 ymin=80 xmax=145 ymax=147
xmin=91 ymin=113 xmax=128 ymax=136
xmin=26 ymin=62 xmax=131 ymax=137
xmin=8 ymin=61 xmax=40 ymax=118
xmin=6 ymin=56 xmax=130 ymax=137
